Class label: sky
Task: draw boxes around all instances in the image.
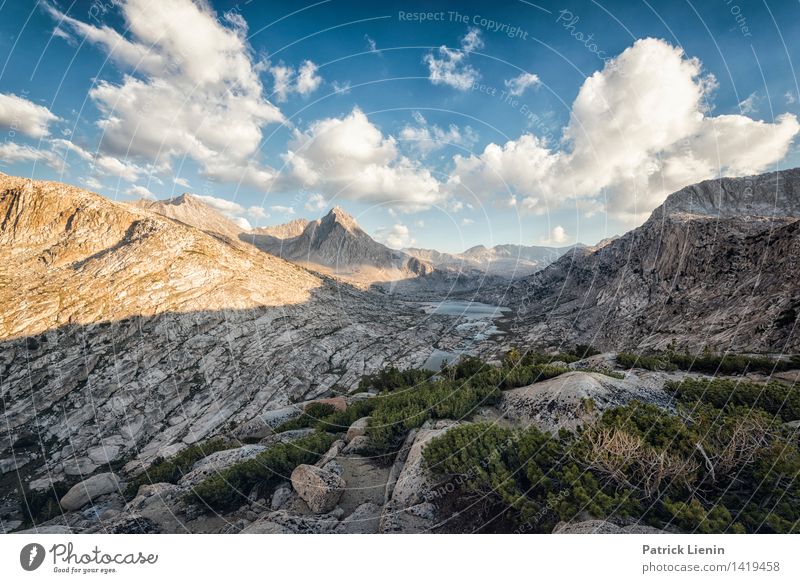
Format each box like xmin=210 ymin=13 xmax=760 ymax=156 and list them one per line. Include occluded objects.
xmin=1 ymin=0 xmax=799 ymax=253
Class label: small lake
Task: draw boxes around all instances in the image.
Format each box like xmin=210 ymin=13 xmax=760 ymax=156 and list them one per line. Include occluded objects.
xmin=420 ymin=300 xmax=509 ymax=371
xmin=420 ymin=300 xmax=509 ymax=319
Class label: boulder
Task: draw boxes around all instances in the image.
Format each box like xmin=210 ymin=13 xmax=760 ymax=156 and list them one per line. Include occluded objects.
xmin=379 ymin=500 xmax=437 ymax=534
xmin=60 ymin=473 xmax=121 ymax=511
xmin=241 ymin=509 xmax=339 ymax=534
xmin=337 ymin=502 xmax=381 ymax=534
xmin=341 ymin=435 xmax=371 ymax=455
xmin=290 ymin=464 xmax=345 ymax=513
xmin=501 ymin=371 xmax=672 ymax=432
xmin=270 ymin=485 xmax=294 ymax=511
xmin=345 ymin=417 xmax=371 ymax=443
xmin=390 ymin=421 xmax=459 ymax=507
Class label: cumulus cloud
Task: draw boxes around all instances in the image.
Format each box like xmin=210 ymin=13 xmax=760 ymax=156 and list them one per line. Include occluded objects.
xmin=282 ymin=107 xmax=444 ymax=211
xmin=47 ymin=0 xmax=283 ymax=188
xmin=786 ymin=91 xmax=797 ymax=105
xmin=0 ymin=142 xmax=61 ymax=168
xmin=424 ymin=28 xmax=482 ymax=90
xmin=194 ymin=193 xmax=245 ymax=215
xmin=127 ymin=184 xmax=155 ymax=200
xmin=540 ymin=225 xmax=568 ymax=244
xmin=0 ymin=93 xmax=60 ymax=138
xmin=504 ymin=72 xmax=540 ymax=96
xmin=304 ymin=193 xmax=328 ymax=211
xmin=400 ymin=111 xmax=478 ymax=155
xmin=248 ymin=205 xmax=268 ymax=219
xmin=449 ymin=38 xmax=800 ymax=224
xmin=51 ymin=139 xmax=146 ymax=182
xmin=231 ymin=216 xmax=252 ymax=230
xmin=270 ymin=205 xmax=295 ymax=215
xmin=375 ymin=223 xmax=412 ymax=248
xmin=270 ymin=60 xmax=322 ymax=101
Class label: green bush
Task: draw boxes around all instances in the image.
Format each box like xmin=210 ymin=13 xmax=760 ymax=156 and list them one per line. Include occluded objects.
xmin=422 ymin=397 xmax=800 ymax=533
xmin=501 ymin=364 xmax=571 ymax=389
xmin=617 ymin=352 xmax=677 ymax=371
xmin=125 ymin=438 xmax=234 ymax=497
xmin=357 ymin=366 xmax=433 ymax=393
xmin=20 ymin=480 xmax=74 ymax=526
xmin=273 ymin=402 xmax=337 ymax=433
xmin=190 ymin=431 xmax=336 ymax=511
xmin=668 ymin=378 xmax=800 ymax=422
xmin=366 ymin=379 xmax=501 ymax=451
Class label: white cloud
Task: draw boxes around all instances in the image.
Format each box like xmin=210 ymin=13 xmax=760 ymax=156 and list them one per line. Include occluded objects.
xmin=282 ymin=107 xmax=444 ymax=211
xmin=270 ymin=205 xmax=295 ymax=215
xmin=231 ymin=216 xmax=252 ymax=230
xmin=375 ymin=223 xmax=412 ymax=248
xmin=461 ymin=218 xmax=475 ymax=226
xmin=248 ymin=205 xmax=268 ymax=219
xmin=304 ymin=193 xmax=328 ymax=211
xmin=83 ymin=176 xmax=103 ymax=190
xmin=51 ymin=139 xmax=145 ymax=182
xmin=449 ymin=38 xmax=800 ymax=224
xmin=173 ymin=177 xmax=190 ymax=188
xmin=0 ymin=93 xmax=60 ymax=138
xmin=364 ymin=34 xmax=378 ymax=53
xmin=0 ymin=142 xmax=61 ymax=168
xmin=194 ymin=193 xmax=245 ymax=216
xmin=127 ymin=184 xmax=155 ymax=200
xmin=504 ymin=72 xmax=541 ymax=97
xmin=270 ymin=60 xmax=323 ymax=102
xmin=738 ymin=91 xmax=760 ymax=114
xmin=785 ymin=91 xmax=797 ymax=105
xmin=400 ymin=111 xmax=478 ymax=155
xmin=424 ymin=28 xmax=482 ymax=91
xmin=48 ymin=0 xmax=283 ymax=188
xmin=540 ymin=225 xmax=568 ymax=244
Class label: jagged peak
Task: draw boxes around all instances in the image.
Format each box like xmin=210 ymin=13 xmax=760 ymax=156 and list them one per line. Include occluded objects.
xmin=657 ymin=167 xmax=800 ymax=219
xmin=321 ymin=206 xmax=360 ymax=232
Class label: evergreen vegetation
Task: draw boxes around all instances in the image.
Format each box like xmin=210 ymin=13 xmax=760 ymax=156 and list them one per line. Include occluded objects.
xmin=190 ymin=432 xmax=336 ymax=511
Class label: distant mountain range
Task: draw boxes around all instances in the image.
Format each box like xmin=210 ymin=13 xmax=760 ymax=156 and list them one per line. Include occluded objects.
xmin=497 ymin=168 xmax=800 ymax=352
xmin=241 ymin=207 xmax=434 ymax=286
xmin=129 ymin=193 xmax=568 ymax=286
xmin=405 ymin=242 xmax=578 ymax=278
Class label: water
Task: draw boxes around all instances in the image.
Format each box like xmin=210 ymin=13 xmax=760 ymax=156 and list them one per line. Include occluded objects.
xmin=420 ymin=300 xmax=509 ymax=319
xmin=420 ymin=300 xmax=508 ymax=371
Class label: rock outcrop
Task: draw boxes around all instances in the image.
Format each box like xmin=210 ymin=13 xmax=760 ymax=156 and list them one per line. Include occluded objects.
xmin=498 ymin=168 xmax=800 ymax=352
xmin=60 ymin=473 xmax=122 ymax=511
xmin=290 ymin=464 xmax=345 ymax=513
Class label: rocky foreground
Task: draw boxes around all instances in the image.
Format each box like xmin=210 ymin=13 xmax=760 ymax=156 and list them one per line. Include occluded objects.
xmin=0 ymin=175 xmax=476 ymax=520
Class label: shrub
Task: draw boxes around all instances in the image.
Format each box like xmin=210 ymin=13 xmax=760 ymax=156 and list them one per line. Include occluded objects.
xmin=668 ymin=378 xmax=800 ymax=422
xmin=501 ymin=364 xmax=571 ymax=389
xmin=273 ymin=402 xmax=337 ymax=433
xmin=357 ymin=366 xmax=433 ymax=393
xmin=190 ymin=431 xmax=336 ymax=511
xmin=125 ymin=438 xmax=234 ymax=497
xmin=616 ymin=352 xmax=677 ymax=371
xmin=366 ymin=378 xmax=501 ymax=451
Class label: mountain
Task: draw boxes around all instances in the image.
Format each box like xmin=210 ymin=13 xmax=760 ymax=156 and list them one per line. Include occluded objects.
xmin=132 ymin=193 xmax=245 ymax=241
xmin=405 ymin=243 xmax=574 ymax=278
xmin=498 ymin=168 xmax=800 ymax=352
xmin=242 ymin=207 xmax=433 ymax=286
xmin=0 ymin=175 xmax=457 ymax=487
xmin=251 ymin=218 xmax=310 ymax=239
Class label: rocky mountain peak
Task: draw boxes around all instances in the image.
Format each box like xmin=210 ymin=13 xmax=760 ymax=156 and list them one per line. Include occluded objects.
xmin=656 ymin=167 xmax=800 ymax=219
xmin=323 ymin=206 xmax=360 ymax=232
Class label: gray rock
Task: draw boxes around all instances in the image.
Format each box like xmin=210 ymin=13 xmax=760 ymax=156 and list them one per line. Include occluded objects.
xmin=391 ymin=421 xmax=459 ymax=507
xmin=290 ymin=464 xmax=345 ymax=513
xmin=60 ymin=473 xmax=121 ymax=511
xmin=178 ymin=444 xmax=266 ymax=487
xmin=270 ymin=486 xmax=294 ymax=511
xmin=553 ymin=520 xmax=667 ymax=534
xmin=337 ymin=502 xmax=381 ymax=534
xmin=341 ymin=435 xmax=371 ymax=455
xmin=345 ymin=417 xmax=371 ymax=443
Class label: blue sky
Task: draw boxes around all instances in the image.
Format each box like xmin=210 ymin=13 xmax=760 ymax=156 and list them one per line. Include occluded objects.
xmin=1 ymin=0 xmax=799 ymax=252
